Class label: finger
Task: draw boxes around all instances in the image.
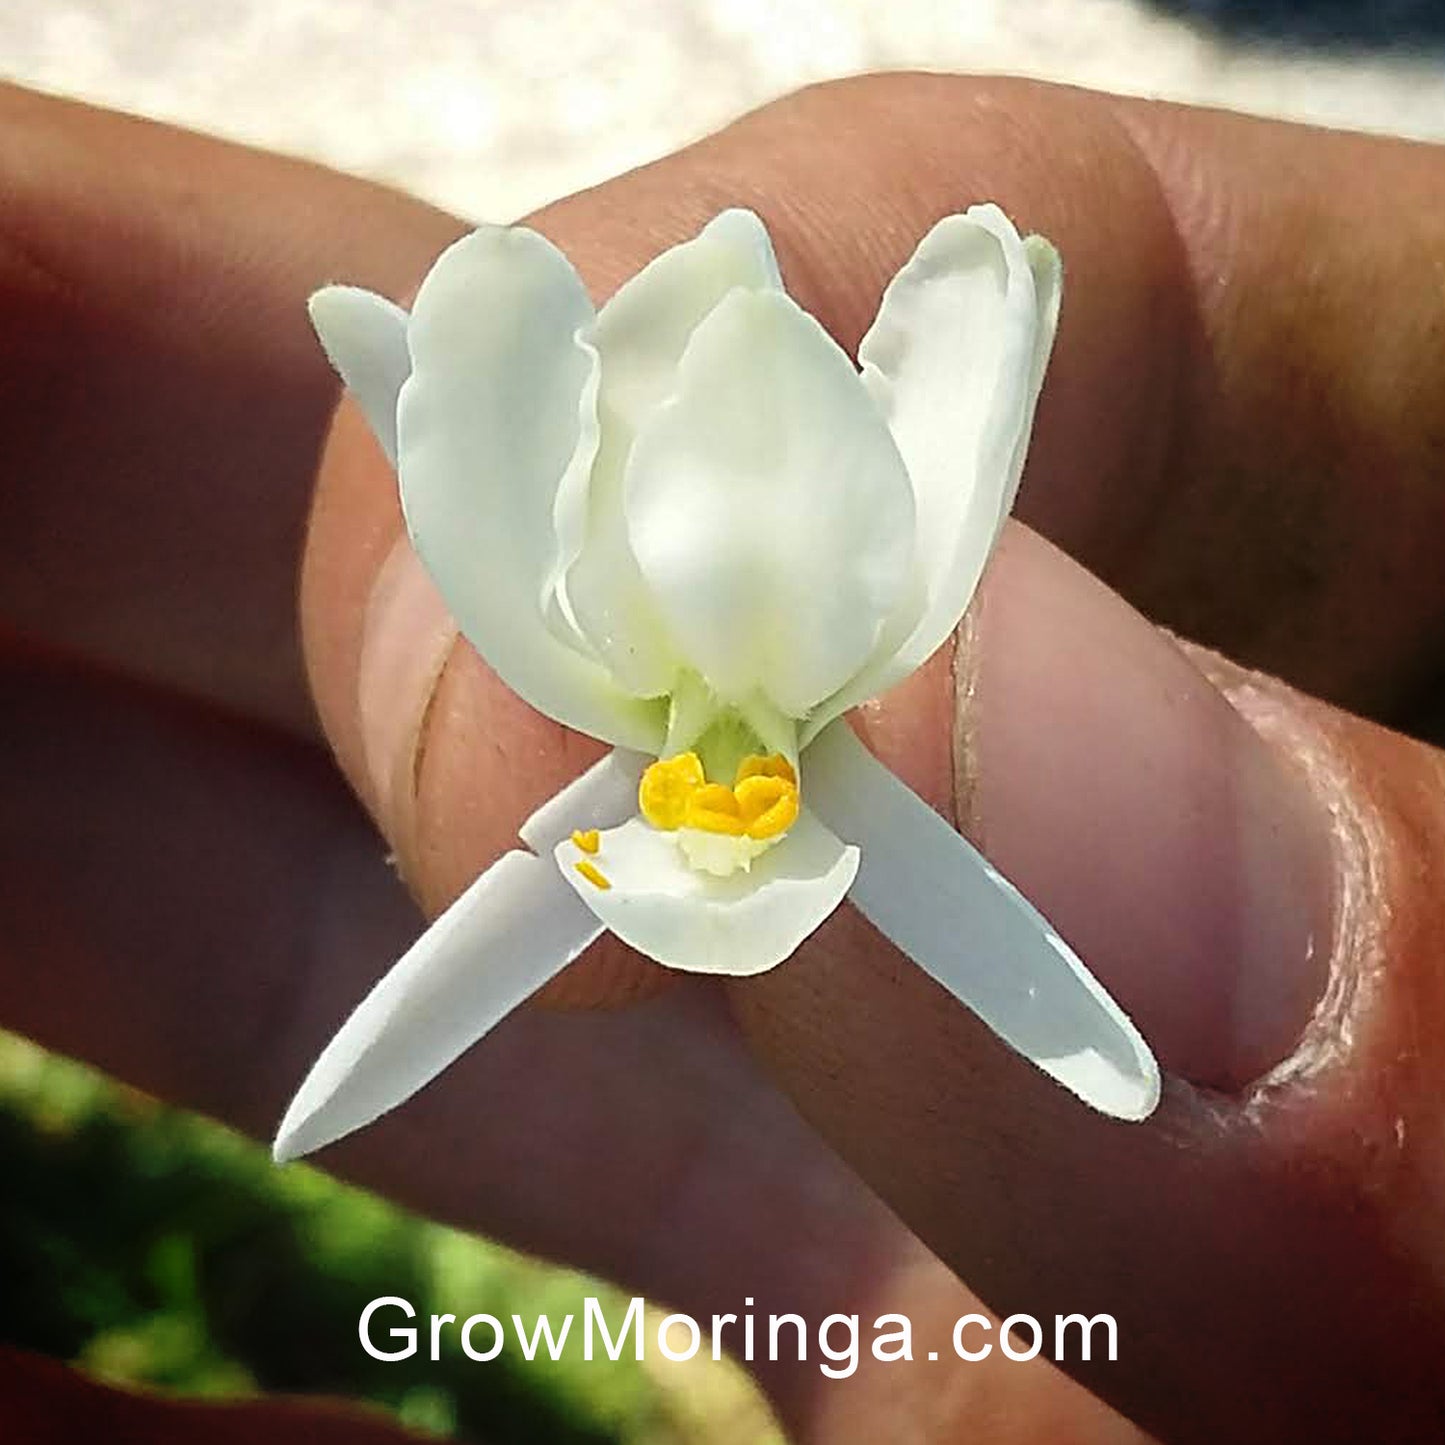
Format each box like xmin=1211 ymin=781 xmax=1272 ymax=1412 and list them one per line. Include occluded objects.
xmin=732 ymin=528 xmax=1445 ymax=1443
xmin=14 ymin=73 xmax=1445 ymax=1439
xmin=0 ymin=83 xmax=460 ymax=734
xmin=303 ymin=73 xmax=1445 ymax=885
xmin=0 ymin=656 xmax=1145 ymax=1442
xmin=291 ymin=68 xmax=1339 ymax=1027
xmin=509 ymin=76 xmax=1445 ymax=716
xmin=303 ymin=492 xmax=1429 ymax=1443
xmin=7 ymin=77 xmax=1445 ymax=740
xmin=294 ymin=74 xmax=1445 ymax=1443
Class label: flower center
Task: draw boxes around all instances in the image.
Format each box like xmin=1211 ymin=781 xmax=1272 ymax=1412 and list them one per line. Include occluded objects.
xmin=639 ymin=751 xmax=800 ymax=876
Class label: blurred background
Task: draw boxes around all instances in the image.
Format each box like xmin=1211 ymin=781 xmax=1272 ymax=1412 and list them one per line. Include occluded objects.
xmin=4 ymin=0 xmax=1445 ymax=224
xmin=2 ymin=1 xmax=1442 ymax=1441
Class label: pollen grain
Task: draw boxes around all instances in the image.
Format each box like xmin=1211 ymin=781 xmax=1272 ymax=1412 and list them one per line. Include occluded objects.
xmin=574 ymin=859 xmax=611 ymax=890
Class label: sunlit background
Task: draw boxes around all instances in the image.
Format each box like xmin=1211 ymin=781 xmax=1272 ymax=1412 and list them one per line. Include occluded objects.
xmin=5 ymin=0 xmax=1445 ymax=224
xmin=2 ymin=1 xmax=1442 ymax=1441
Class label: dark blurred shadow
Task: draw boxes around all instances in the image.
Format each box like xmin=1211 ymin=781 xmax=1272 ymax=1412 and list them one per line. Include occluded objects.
xmin=1148 ymin=0 xmax=1445 ymax=50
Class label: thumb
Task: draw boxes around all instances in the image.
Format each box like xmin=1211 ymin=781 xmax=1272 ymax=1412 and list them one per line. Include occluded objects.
xmin=732 ymin=525 xmax=1445 ymax=1444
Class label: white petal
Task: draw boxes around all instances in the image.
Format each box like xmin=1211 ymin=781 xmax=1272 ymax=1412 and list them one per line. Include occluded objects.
xmin=552 ymin=210 xmax=782 ymax=695
xmin=308 ymin=286 xmax=412 ymax=466
xmin=804 ymin=721 xmax=1159 ymax=1121
xmin=555 ymin=810 xmax=858 ymax=976
xmin=398 ymin=225 xmax=665 ymax=753
xmin=544 ymin=330 xmax=677 ymax=696
xmin=998 ymin=235 xmax=1062 ymax=528
xmin=273 ymin=750 xmax=643 ymax=1161
xmin=272 ymin=851 xmax=601 ymax=1162
xmin=801 ymin=209 xmax=1059 ymax=745
xmin=625 ymin=288 xmax=917 ymax=717
xmin=593 ymin=208 xmax=782 ymax=437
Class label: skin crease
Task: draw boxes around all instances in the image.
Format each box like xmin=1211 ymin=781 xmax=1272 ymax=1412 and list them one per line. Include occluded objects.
xmin=4 ymin=73 xmax=1445 ymax=1442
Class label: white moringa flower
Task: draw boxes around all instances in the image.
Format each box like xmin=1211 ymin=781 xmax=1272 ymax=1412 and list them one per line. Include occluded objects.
xmin=273 ymin=206 xmax=1160 ymax=1162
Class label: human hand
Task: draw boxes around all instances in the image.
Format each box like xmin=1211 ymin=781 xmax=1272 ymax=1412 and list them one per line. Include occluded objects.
xmin=4 ymin=74 xmax=1445 ymax=1442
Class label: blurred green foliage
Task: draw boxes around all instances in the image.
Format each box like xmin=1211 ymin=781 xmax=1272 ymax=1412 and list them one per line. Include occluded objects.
xmin=0 ymin=1032 xmax=777 ymax=1443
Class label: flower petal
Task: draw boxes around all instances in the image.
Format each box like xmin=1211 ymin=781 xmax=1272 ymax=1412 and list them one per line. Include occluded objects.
xmin=801 ymin=208 xmax=1060 ymax=745
xmin=997 ymin=235 xmax=1063 ymax=528
xmin=551 ymin=210 xmax=783 ymax=695
xmin=804 ymin=720 xmax=1159 ymax=1121
xmin=272 ymin=851 xmax=601 ymax=1163
xmin=308 ymin=285 xmax=412 ymax=465
xmin=625 ymin=288 xmax=917 ymax=718
xmin=555 ymin=809 xmax=858 ymax=976
xmin=862 ymin=205 xmax=1053 ymax=614
xmin=273 ymin=751 xmax=643 ymax=1161
xmin=399 ymin=225 xmax=665 ymax=752
xmin=593 ymin=208 xmax=782 ymax=438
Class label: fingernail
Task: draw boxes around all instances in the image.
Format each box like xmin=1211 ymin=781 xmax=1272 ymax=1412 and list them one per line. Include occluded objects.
xmin=966 ymin=526 xmax=1336 ymax=1090
xmin=356 ymin=537 xmax=459 ymax=842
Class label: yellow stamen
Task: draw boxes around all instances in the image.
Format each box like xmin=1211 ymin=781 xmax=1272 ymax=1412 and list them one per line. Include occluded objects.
xmin=574 ymin=859 xmax=611 ymax=890
xmin=734 ymin=774 xmax=800 ymax=839
xmin=684 ymin=783 xmax=746 ymax=836
xmin=638 ymin=752 xmax=706 ymax=830
xmin=734 ymin=753 xmax=797 ymax=788
xmin=640 ymin=749 xmax=800 ymax=852
xmin=571 ymin=828 xmax=600 ymax=854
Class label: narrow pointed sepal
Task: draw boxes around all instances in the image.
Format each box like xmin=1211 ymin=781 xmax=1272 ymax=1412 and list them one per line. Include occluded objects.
xmin=307 ymin=286 xmax=412 ymax=465
xmin=804 ymin=720 xmax=1160 ymax=1121
xmin=273 ymin=751 xmax=648 ymax=1162
xmin=272 ymin=851 xmax=603 ymax=1162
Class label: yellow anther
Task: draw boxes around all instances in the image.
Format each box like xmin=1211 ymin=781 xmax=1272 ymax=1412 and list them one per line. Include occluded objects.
xmin=638 ymin=752 xmax=706 ymax=830
xmin=735 ymin=774 xmax=801 ymax=840
xmin=643 ymin=750 xmax=800 ymax=850
xmin=574 ymin=859 xmax=611 ymax=890
xmin=684 ymin=783 xmax=746 ymax=836
xmin=571 ymin=828 xmax=600 ymax=854
xmin=734 ymin=753 xmax=797 ymax=788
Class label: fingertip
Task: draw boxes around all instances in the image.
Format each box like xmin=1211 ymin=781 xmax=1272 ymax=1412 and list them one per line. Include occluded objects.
xmin=972 ymin=525 xmax=1337 ymax=1090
